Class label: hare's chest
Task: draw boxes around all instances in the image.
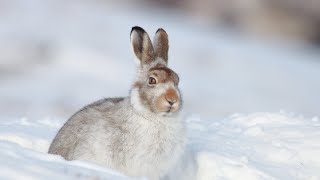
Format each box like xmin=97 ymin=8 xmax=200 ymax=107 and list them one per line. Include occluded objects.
xmin=133 ymin=119 xmax=178 ymax=150
xmin=123 ymin=119 xmax=183 ymax=176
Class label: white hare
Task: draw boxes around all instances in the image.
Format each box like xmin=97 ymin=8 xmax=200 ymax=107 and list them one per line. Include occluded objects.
xmin=48 ymin=26 xmax=186 ymax=180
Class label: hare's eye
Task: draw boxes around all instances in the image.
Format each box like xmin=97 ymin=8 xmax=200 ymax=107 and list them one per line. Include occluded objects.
xmin=148 ymin=77 xmax=157 ymax=85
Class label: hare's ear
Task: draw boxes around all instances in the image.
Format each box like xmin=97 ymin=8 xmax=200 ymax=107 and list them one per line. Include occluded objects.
xmin=154 ymin=28 xmax=169 ymax=64
xmin=130 ymin=26 xmax=154 ymax=66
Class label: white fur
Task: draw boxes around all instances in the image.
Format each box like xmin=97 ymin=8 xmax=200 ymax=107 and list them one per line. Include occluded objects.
xmin=124 ymin=101 xmax=185 ymax=179
xmin=130 ymin=87 xmax=149 ymax=114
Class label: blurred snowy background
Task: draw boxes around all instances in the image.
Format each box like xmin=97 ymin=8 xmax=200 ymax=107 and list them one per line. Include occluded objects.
xmin=1 ymin=0 xmax=320 ymax=120
xmin=1 ymin=0 xmax=320 ymax=179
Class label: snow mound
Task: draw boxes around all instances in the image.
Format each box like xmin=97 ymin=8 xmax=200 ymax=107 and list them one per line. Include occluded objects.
xmin=1 ymin=113 xmax=319 ymax=179
xmin=187 ymin=113 xmax=320 ymax=180
xmin=0 ymin=117 xmax=134 ymax=180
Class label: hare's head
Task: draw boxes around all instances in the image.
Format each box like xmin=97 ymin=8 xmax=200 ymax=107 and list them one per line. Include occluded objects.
xmin=130 ymin=26 xmax=181 ymax=116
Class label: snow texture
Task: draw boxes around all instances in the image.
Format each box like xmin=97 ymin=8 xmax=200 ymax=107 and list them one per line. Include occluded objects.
xmin=0 ymin=113 xmax=320 ymax=179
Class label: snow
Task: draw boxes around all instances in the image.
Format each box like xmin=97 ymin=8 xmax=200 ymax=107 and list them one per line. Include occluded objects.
xmin=187 ymin=113 xmax=320 ymax=180
xmin=1 ymin=0 xmax=320 ymax=179
xmin=1 ymin=113 xmax=320 ymax=179
xmin=0 ymin=117 xmax=135 ymax=180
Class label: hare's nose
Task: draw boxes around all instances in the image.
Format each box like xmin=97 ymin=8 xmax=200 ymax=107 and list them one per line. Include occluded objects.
xmin=167 ymin=100 xmax=175 ymax=106
xmin=165 ymin=97 xmax=177 ymax=106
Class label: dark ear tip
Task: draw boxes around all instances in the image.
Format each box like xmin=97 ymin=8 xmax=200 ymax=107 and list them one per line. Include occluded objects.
xmin=156 ymin=28 xmax=167 ymax=34
xmin=131 ymin=26 xmax=146 ymax=35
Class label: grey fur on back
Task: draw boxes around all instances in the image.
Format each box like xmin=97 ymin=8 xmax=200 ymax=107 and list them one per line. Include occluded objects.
xmin=49 ymin=97 xmax=127 ymax=160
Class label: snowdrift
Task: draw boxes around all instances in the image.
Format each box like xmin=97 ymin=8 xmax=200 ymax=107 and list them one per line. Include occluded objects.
xmin=1 ymin=113 xmax=319 ymax=179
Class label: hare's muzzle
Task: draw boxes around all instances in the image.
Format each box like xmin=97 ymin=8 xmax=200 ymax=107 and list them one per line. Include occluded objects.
xmin=165 ymin=88 xmax=178 ymax=106
xmin=163 ymin=87 xmax=180 ymax=113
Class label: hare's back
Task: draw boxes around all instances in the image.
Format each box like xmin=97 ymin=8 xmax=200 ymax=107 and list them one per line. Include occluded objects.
xmin=48 ymin=97 xmax=128 ymax=159
xmin=61 ymin=97 xmax=128 ymax=134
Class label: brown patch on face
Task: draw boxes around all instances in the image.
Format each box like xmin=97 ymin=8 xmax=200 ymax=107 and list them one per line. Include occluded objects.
xmin=165 ymin=88 xmax=178 ymax=103
xmin=149 ymin=66 xmax=179 ymax=85
xmin=135 ymin=84 xmax=181 ymax=114
xmin=154 ymin=90 xmax=180 ymax=113
xmin=131 ymin=64 xmax=181 ymax=114
xmin=154 ymin=95 xmax=170 ymax=113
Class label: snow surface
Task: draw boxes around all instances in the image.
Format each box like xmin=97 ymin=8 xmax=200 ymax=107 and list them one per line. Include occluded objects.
xmin=1 ymin=0 xmax=320 ymax=179
xmin=0 ymin=113 xmax=320 ymax=179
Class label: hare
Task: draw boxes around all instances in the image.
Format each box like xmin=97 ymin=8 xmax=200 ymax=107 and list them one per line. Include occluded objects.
xmin=48 ymin=26 xmax=186 ymax=180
